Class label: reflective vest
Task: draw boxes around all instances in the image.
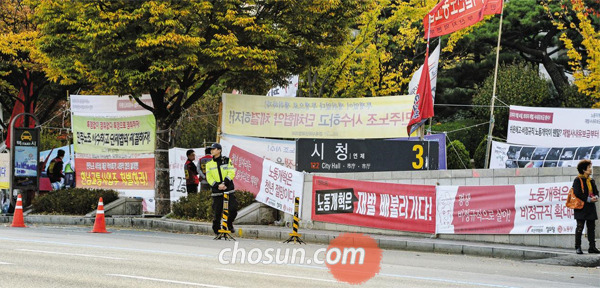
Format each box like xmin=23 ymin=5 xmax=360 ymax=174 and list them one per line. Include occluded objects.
xmin=205 ymin=156 xmax=236 ymax=187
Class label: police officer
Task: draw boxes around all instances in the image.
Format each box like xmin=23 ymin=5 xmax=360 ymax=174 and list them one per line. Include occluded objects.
xmin=205 ymin=143 xmax=237 ymax=234
xmin=184 ymin=149 xmax=199 ymax=194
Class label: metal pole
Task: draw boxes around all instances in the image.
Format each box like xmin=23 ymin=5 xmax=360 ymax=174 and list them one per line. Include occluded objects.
xmin=484 ymin=8 xmax=505 ymax=169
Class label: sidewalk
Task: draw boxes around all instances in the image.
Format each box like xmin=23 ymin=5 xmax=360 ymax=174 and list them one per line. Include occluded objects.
xmin=1 ymin=214 xmax=598 ymax=268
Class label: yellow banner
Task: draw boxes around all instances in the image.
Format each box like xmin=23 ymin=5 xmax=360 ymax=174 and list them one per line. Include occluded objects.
xmin=222 ymin=94 xmax=415 ymax=139
xmin=0 ymin=154 xmax=9 ymax=189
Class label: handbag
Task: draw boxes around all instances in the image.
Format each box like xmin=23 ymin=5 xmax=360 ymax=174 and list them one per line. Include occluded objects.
xmin=565 ymin=178 xmax=585 ymax=209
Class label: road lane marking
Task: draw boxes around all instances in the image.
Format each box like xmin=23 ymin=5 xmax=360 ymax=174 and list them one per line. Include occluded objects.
xmin=0 ymin=236 xmax=213 ymax=258
xmin=378 ymin=272 xmax=520 ymax=288
xmin=16 ymin=249 xmax=126 ymax=260
xmin=216 ymin=268 xmax=337 ymax=283
xmin=0 ymin=262 xmax=12 ymax=265
xmin=107 ymin=274 xmax=231 ymax=288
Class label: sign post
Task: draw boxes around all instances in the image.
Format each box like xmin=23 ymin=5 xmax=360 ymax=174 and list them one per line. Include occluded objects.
xmin=9 ymin=113 xmax=40 ymax=209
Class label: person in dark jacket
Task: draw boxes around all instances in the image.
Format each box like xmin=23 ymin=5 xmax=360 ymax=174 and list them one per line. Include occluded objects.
xmin=205 ymin=143 xmax=237 ymax=234
xmin=573 ymin=159 xmax=599 ymax=254
xmin=184 ymin=149 xmax=200 ymax=194
xmin=47 ymin=149 xmax=65 ymax=190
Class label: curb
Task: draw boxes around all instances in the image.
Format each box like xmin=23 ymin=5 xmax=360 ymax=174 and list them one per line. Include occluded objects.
xmin=1 ymin=215 xmax=597 ymax=267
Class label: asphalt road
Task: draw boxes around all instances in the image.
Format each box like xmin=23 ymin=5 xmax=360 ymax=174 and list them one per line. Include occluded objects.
xmin=0 ymin=225 xmax=598 ymax=288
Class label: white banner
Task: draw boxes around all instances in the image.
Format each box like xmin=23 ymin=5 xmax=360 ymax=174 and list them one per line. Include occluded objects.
xmin=0 ymin=153 xmax=10 ymax=189
xmin=513 ymin=182 xmax=575 ymax=234
xmin=489 ymin=141 xmax=600 ymax=169
xmin=70 ymin=94 xmax=153 ymax=115
xmin=168 ymin=147 xmax=206 ymax=196
xmin=228 ymin=145 xmax=303 ymax=215
xmin=267 ymin=75 xmax=298 ymax=97
xmin=220 ymin=134 xmax=296 ymax=169
xmin=257 ymin=159 xmax=304 ymax=215
xmin=507 ymin=105 xmax=600 ymax=147
xmin=436 ymin=182 xmax=576 ymax=234
xmin=408 ymin=44 xmax=440 ymax=99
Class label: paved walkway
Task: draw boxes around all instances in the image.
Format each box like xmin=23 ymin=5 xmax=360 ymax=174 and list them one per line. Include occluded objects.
xmin=1 ymin=215 xmax=598 ymax=268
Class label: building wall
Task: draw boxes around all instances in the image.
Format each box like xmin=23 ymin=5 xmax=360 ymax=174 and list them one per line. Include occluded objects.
xmin=298 ymin=166 xmax=600 ymax=249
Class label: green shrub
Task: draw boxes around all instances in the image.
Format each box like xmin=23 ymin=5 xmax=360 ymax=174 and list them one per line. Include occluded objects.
xmin=171 ymin=190 xmax=255 ymax=221
xmin=32 ymin=188 xmax=119 ymax=215
xmin=447 ymin=140 xmax=472 ymax=169
xmin=473 ymin=137 xmax=488 ymax=168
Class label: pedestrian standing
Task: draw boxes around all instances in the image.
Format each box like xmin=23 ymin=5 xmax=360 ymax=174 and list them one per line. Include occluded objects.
xmin=184 ymin=149 xmax=199 ymax=194
xmin=198 ymin=147 xmax=213 ymax=192
xmin=205 ymin=143 xmax=238 ymax=234
xmin=47 ymin=149 xmax=65 ymax=190
xmin=573 ymin=159 xmax=599 ymax=254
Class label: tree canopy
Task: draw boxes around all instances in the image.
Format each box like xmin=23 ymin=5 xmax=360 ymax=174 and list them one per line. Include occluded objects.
xmin=34 ymin=0 xmax=365 ymax=214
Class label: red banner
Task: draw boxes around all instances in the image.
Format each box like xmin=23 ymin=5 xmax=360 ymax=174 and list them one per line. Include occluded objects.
xmin=228 ymin=146 xmax=263 ymax=196
xmin=424 ymin=0 xmax=503 ymax=38
xmin=75 ymin=157 xmax=155 ymax=190
xmin=452 ymin=186 xmax=515 ymax=234
xmin=312 ymin=176 xmax=436 ymax=233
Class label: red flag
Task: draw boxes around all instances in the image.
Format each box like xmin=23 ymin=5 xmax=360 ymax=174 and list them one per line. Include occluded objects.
xmin=6 ymin=72 xmax=34 ymax=149
xmin=424 ymin=0 xmax=503 ymax=39
xmin=407 ymin=51 xmax=434 ymax=136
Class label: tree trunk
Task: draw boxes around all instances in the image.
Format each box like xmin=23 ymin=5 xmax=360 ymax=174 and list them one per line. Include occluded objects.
xmin=154 ymin=118 xmax=171 ymax=215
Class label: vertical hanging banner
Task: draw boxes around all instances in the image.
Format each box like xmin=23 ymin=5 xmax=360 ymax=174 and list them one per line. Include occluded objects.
xmin=71 ymin=95 xmax=157 ymax=211
xmin=228 ymin=145 xmax=303 ymax=215
xmin=0 ymin=153 xmax=10 ymax=189
xmin=312 ymin=176 xmax=436 ymax=233
xmin=436 ymin=182 xmax=575 ymax=234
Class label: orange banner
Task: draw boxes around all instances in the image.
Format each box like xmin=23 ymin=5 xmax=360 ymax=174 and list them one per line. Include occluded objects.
xmin=75 ymin=157 xmax=155 ymax=190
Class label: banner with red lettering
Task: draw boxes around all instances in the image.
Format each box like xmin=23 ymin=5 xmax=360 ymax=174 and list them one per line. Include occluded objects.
xmin=75 ymin=156 xmax=155 ymax=190
xmin=312 ymin=176 xmax=436 ymax=233
xmin=228 ymin=145 xmax=303 ymax=215
xmin=436 ymin=182 xmax=575 ymax=234
xmin=424 ymin=0 xmax=503 ymax=38
xmin=507 ymin=105 xmax=600 ymax=147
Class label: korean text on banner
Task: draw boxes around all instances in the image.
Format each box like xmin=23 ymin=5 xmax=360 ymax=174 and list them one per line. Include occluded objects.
xmin=169 ymin=147 xmax=206 ymax=196
xmin=436 ymin=183 xmax=575 ymax=234
xmin=73 ymin=114 xmax=156 ymax=154
xmin=70 ymin=94 xmax=153 ymax=115
xmin=222 ymin=93 xmax=414 ymax=139
xmin=489 ymin=141 xmax=600 ymax=169
xmin=75 ymin=157 xmax=155 ymax=190
xmin=229 ymin=145 xmax=303 ymax=215
xmin=220 ymin=134 xmax=296 ymax=169
xmin=0 ymin=154 xmax=10 ymax=189
xmin=424 ymin=0 xmax=503 ymax=38
xmin=507 ymin=105 xmax=600 ymax=147
xmin=312 ymin=176 xmax=436 ymax=233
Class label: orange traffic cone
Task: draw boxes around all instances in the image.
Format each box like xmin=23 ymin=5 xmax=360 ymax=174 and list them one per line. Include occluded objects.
xmin=90 ymin=197 xmax=110 ymax=233
xmin=11 ymin=194 xmax=26 ymax=228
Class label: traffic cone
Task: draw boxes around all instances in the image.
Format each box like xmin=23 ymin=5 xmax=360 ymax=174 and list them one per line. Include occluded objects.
xmin=90 ymin=197 xmax=110 ymax=233
xmin=11 ymin=194 xmax=26 ymax=228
